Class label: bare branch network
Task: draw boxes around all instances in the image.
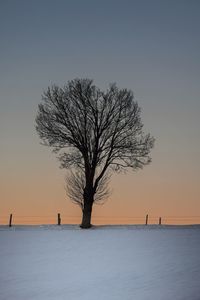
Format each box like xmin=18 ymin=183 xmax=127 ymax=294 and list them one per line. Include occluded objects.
xmin=35 ymin=78 xmax=155 ymax=228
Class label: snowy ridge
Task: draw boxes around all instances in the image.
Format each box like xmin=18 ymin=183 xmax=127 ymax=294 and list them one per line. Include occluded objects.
xmin=0 ymin=224 xmax=200 ymax=231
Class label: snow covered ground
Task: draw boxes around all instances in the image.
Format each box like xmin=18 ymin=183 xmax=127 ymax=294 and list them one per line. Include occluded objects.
xmin=0 ymin=225 xmax=200 ymax=300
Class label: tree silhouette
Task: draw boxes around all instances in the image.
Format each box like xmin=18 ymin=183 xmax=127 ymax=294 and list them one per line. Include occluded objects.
xmin=35 ymin=78 xmax=155 ymax=228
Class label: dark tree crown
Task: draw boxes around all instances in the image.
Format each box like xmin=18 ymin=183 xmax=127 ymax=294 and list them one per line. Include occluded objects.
xmin=36 ymin=78 xmax=155 ymax=209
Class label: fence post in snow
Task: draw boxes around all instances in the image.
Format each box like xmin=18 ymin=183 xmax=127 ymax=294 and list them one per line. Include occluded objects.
xmin=145 ymin=214 xmax=148 ymax=225
xmin=57 ymin=213 xmax=61 ymax=225
xmin=159 ymin=217 xmax=162 ymax=225
xmin=9 ymin=214 xmax=12 ymax=227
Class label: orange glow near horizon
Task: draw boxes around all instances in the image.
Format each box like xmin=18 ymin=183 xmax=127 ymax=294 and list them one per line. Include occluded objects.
xmin=1 ymin=155 xmax=200 ymax=226
xmin=1 ymin=215 xmax=200 ymax=226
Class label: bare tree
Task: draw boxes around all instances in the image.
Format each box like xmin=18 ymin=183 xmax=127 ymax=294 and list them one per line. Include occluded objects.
xmin=35 ymin=78 xmax=155 ymax=228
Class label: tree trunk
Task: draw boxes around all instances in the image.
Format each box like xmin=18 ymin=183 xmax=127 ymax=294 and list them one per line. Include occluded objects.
xmin=80 ymin=210 xmax=92 ymax=229
xmin=80 ymin=201 xmax=93 ymax=229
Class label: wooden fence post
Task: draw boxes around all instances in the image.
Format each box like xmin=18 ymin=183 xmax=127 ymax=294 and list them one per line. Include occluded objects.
xmin=159 ymin=217 xmax=162 ymax=225
xmin=145 ymin=214 xmax=148 ymax=225
xmin=9 ymin=214 xmax=12 ymax=227
xmin=57 ymin=213 xmax=61 ymax=225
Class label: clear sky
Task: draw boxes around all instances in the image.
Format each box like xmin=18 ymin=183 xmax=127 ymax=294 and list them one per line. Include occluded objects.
xmin=0 ymin=0 xmax=200 ymax=225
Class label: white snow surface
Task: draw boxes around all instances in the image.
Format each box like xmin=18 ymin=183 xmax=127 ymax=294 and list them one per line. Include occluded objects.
xmin=0 ymin=225 xmax=200 ymax=300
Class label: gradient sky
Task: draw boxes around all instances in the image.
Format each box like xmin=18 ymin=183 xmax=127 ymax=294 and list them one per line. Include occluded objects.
xmin=0 ymin=0 xmax=200 ymax=224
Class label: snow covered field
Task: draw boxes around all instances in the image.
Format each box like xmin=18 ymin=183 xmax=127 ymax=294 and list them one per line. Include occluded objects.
xmin=0 ymin=225 xmax=200 ymax=300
